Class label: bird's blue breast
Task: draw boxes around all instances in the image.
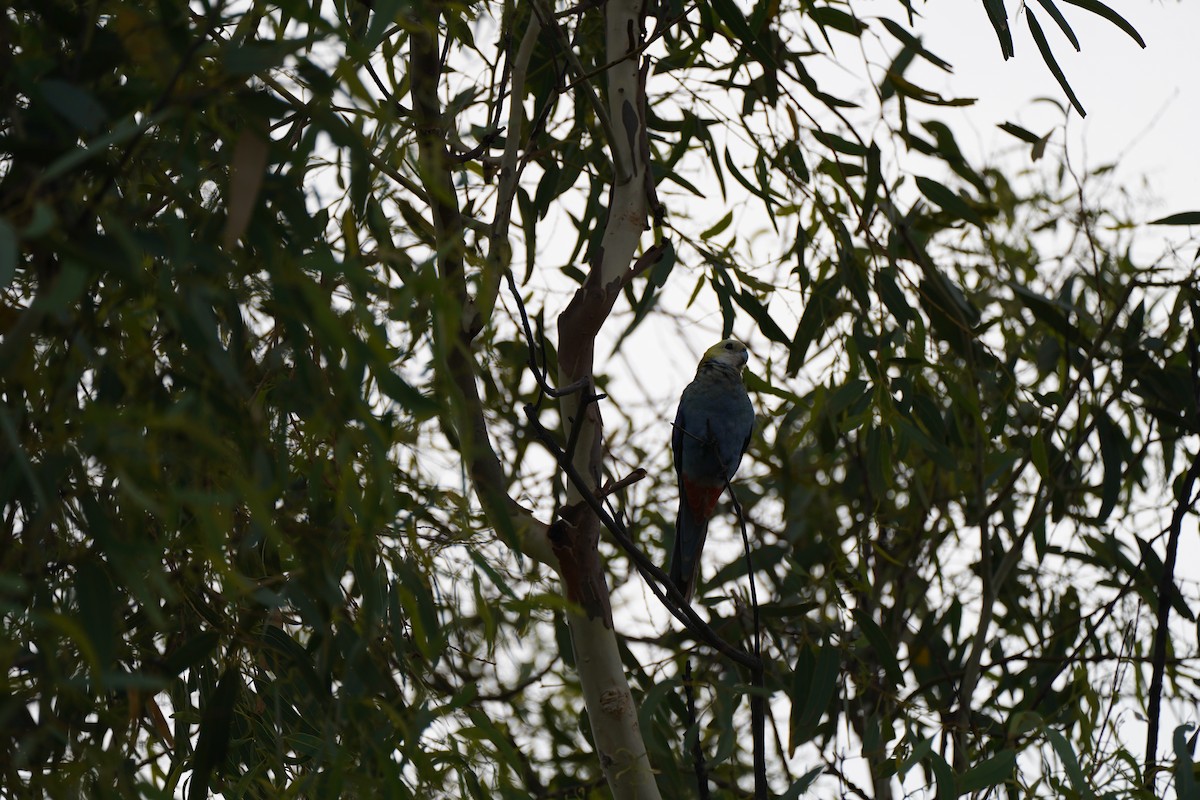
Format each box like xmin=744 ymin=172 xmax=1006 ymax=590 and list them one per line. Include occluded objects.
xmin=673 ymin=373 xmax=754 ymax=485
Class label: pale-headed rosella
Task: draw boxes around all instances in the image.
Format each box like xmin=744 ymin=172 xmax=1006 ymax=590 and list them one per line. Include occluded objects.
xmin=668 ymin=338 xmax=755 ymax=601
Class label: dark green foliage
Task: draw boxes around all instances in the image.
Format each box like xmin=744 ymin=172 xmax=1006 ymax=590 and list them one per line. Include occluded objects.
xmin=2 ymin=0 xmax=1197 ymax=798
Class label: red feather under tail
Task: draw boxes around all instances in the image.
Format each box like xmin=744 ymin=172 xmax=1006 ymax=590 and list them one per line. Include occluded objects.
xmin=684 ymin=481 xmax=723 ymax=521
xmin=670 ymin=479 xmax=725 ymax=601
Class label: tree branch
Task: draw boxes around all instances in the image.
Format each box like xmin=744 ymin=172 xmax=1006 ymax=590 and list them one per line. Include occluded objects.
xmin=509 ymin=0 xmax=662 ymax=792
xmin=479 ymin=12 xmax=541 ymax=333
xmin=408 ymin=1 xmax=553 ymax=567
xmin=528 ymin=0 xmax=625 ymax=182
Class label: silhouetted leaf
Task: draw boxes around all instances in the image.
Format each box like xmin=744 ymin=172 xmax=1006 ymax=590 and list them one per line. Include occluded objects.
xmin=790 ymin=644 xmax=840 ymax=748
xmin=852 ymin=609 xmax=904 ymax=686
xmin=1094 ymin=411 xmax=1125 ymax=522
xmin=1035 ymin=0 xmax=1081 ymax=50
xmin=960 ymin=749 xmax=1017 ymax=793
xmin=1175 ymin=724 xmax=1199 ymax=800
xmin=1061 ymin=0 xmax=1145 ymax=47
xmin=1151 ymin=212 xmax=1200 ymax=226
xmin=0 ymin=218 xmax=15 ymax=288
xmin=981 ymin=0 xmax=1015 ymax=59
xmin=781 ymin=766 xmax=824 ymax=799
xmin=998 ymin=122 xmax=1042 ymax=145
xmin=789 ymin=275 xmax=843 ymax=373
xmin=1010 ymin=282 xmax=1086 ymax=345
xmin=930 ymin=750 xmax=956 ymax=800
xmin=916 ymin=176 xmax=983 ymax=226
xmin=41 ymin=79 xmax=109 ymax=134
xmin=859 ymin=142 xmax=882 ymax=229
xmin=1046 ymin=727 xmax=1097 ymax=800
xmin=812 ymin=130 xmax=870 ymax=157
xmin=811 ymin=6 xmax=867 ymax=35
xmin=75 ymin=561 xmax=118 ymax=675
xmin=163 ymin=631 xmax=222 ymax=678
xmin=190 ymin=666 xmax=241 ymax=800
xmin=1026 ymin=10 xmax=1087 ymax=117
xmin=1136 ymin=537 xmax=1196 ymax=622
xmin=734 ymin=289 xmax=790 ymax=344
xmin=879 ymin=18 xmax=952 ymax=71
xmin=700 ymin=210 xmax=734 ymax=240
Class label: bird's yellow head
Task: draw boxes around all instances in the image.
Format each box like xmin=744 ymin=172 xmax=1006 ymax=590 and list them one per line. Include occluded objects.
xmin=701 ymin=338 xmax=750 ymax=371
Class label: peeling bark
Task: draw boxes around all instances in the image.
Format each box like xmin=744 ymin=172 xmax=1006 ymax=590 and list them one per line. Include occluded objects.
xmin=548 ymin=0 xmax=661 ymax=793
xmin=410 ymin=0 xmax=662 ymax=793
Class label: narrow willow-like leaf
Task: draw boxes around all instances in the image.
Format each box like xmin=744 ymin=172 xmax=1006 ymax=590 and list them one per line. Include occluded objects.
xmin=879 ymin=17 xmax=953 ymax=71
xmin=1026 ymin=9 xmax=1087 ymax=117
xmin=851 ymin=609 xmax=904 ymax=685
xmin=1046 ymin=728 xmax=1098 ymax=800
xmin=959 ymin=749 xmax=1017 ymax=793
xmin=1061 ymin=0 xmax=1146 ymax=47
xmin=859 ymin=142 xmax=882 ymax=230
xmin=1150 ymin=211 xmax=1200 ymax=226
xmin=1035 ymin=0 xmax=1081 ymax=50
xmin=1174 ymin=724 xmax=1199 ymax=800
xmin=791 ymin=644 xmax=840 ymax=746
xmin=189 ymin=667 xmax=242 ymax=800
xmin=998 ymin=121 xmax=1042 ymax=144
xmin=700 ymin=210 xmax=734 ymax=240
xmin=0 ymin=218 xmax=15 ymax=288
xmin=981 ymin=0 xmax=1015 ymax=59
xmin=916 ymin=176 xmax=983 ymax=226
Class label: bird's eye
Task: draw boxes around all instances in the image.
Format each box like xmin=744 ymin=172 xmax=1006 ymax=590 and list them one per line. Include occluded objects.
xmin=725 ymin=342 xmax=733 ymax=350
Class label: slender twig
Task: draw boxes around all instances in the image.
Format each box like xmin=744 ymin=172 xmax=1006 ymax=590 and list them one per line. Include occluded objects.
xmin=728 ymin=490 xmax=761 ymax=663
xmin=449 ymin=130 xmax=503 ymax=164
xmin=823 ymin=759 xmax=875 ymax=800
xmin=729 ymin=489 xmax=768 ymax=799
xmin=504 ymin=271 xmax=556 ymax=400
xmin=598 ymin=469 xmax=648 ymax=499
xmin=503 ymin=252 xmax=662 ymax=404
xmin=484 ymin=15 xmax=541 ymax=327
xmin=405 ymin=5 xmax=553 ymax=566
xmin=1094 ymin=619 xmax=1136 ymax=758
xmin=683 ymin=658 xmax=711 ymax=799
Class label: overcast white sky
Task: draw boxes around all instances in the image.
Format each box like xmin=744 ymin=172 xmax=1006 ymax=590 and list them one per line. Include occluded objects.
xmin=913 ymin=0 xmax=1200 ymax=225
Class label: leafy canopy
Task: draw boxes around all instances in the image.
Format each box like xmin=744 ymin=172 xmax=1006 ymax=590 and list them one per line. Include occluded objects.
xmin=1 ymin=0 xmax=1198 ymax=798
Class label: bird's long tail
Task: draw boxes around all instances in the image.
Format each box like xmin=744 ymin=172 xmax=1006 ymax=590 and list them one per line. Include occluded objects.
xmin=669 ymin=491 xmax=714 ymax=602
